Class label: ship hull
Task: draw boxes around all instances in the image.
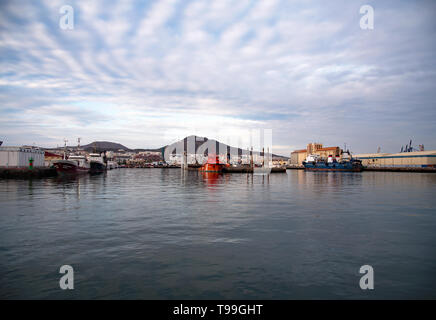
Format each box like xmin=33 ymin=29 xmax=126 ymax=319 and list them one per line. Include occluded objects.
xmin=200 ymin=163 xmax=225 ymax=172
xmin=304 ymin=167 xmax=362 ymax=172
xmin=303 ymin=162 xmax=363 ymax=172
xmin=52 ymin=160 xmax=90 ymax=175
xmin=90 ymin=161 xmax=106 ymax=173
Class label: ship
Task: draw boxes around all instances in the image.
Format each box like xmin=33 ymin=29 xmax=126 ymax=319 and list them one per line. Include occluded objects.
xmin=52 ymin=139 xmax=91 ymax=175
xmin=200 ymin=154 xmax=227 ymax=172
xmin=303 ymin=151 xmax=363 ymax=172
xmin=52 ymin=155 xmax=91 ymax=175
xmin=89 ymin=153 xmax=106 ymax=173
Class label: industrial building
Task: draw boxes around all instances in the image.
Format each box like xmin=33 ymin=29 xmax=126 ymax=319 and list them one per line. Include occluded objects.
xmin=354 ymin=151 xmax=436 ymax=168
xmin=290 ymin=143 xmax=341 ymax=166
xmin=0 ymin=146 xmax=45 ymax=168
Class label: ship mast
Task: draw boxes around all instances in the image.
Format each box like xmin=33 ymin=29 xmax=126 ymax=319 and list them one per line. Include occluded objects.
xmin=63 ymin=139 xmax=68 ymax=160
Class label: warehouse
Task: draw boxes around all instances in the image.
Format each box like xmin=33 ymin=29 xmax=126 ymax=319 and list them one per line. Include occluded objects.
xmin=0 ymin=146 xmax=45 ymax=168
xmin=354 ymin=151 xmax=436 ymax=168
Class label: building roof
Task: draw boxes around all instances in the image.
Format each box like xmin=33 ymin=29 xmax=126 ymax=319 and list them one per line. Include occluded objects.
xmin=318 ymin=147 xmax=339 ymax=151
xmin=291 ymin=149 xmax=307 ymax=153
xmin=0 ymin=146 xmax=44 ymax=153
xmin=354 ymin=150 xmax=436 ymax=158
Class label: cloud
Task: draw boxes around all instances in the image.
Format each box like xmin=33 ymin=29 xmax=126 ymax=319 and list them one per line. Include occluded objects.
xmin=1 ymin=0 xmax=435 ymax=155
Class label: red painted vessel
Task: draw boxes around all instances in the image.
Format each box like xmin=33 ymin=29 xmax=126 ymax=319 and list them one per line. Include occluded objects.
xmin=200 ymin=155 xmax=227 ymax=172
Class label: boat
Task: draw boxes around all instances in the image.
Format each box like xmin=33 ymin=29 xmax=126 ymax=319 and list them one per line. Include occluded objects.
xmin=303 ymin=151 xmax=363 ymax=172
xmin=88 ymin=153 xmax=106 ymax=173
xmin=107 ymin=160 xmax=118 ymax=170
xmin=52 ymin=139 xmax=90 ymax=175
xmin=200 ymin=154 xmax=227 ymax=172
xmin=52 ymin=156 xmax=90 ymax=175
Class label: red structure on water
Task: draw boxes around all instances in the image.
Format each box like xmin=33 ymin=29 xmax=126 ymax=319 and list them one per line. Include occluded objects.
xmin=200 ymin=154 xmax=227 ymax=173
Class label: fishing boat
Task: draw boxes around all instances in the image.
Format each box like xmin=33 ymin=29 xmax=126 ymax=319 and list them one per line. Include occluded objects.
xmin=52 ymin=139 xmax=90 ymax=175
xmin=303 ymin=151 xmax=363 ymax=172
xmin=89 ymin=153 xmax=106 ymax=173
xmin=52 ymin=156 xmax=90 ymax=175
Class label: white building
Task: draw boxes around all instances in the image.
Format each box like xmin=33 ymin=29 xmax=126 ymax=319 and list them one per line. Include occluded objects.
xmin=0 ymin=146 xmax=45 ymax=168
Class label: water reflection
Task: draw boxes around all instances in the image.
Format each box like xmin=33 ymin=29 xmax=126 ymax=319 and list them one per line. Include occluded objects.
xmin=1 ymin=169 xmax=436 ymax=299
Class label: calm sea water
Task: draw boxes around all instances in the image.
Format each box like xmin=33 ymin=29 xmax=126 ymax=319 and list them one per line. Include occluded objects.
xmin=0 ymin=169 xmax=435 ymax=299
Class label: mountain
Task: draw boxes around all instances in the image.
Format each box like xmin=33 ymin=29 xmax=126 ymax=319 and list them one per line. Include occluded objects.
xmin=80 ymin=141 xmax=131 ymax=152
xmin=49 ymin=137 xmax=288 ymax=158
xmin=164 ymin=135 xmax=289 ymax=159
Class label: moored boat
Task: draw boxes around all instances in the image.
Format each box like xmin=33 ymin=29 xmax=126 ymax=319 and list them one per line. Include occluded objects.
xmin=200 ymin=155 xmax=227 ymax=173
xmin=52 ymin=139 xmax=91 ymax=175
xmin=52 ymin=155 xmax=90 ymax=175
xmin=303 ymin=151 xmax=363 ymax=172
xmin=89 ymin=153 xmax=106 ymax=173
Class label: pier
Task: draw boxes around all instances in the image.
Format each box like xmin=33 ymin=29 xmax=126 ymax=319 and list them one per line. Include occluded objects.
xmin=0 ymin=167 xmax=57 ymax=179
xmin=363 ymin=166 xmax=436 ymax=173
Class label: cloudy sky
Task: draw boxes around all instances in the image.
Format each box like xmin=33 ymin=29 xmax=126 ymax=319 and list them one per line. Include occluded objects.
xmin=1 ymin=0 xmax=435 ymax=155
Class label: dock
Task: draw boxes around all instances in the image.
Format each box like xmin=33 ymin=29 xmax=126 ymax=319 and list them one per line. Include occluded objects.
xmin=0 ymin=167 xmax=57 ymax=179
xmin=363 ymin=166 xmax=436 ymax=173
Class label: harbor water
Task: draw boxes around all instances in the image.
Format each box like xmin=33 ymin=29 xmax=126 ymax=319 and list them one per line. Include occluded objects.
xmin=0 ymin=169 xmax=435 ymax=299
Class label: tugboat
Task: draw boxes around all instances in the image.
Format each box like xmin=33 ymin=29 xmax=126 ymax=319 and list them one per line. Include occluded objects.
xmin=303 ymin=151 xmax=363 ymax=172
xmin=200 ymin=154 xmax=227 ymax=172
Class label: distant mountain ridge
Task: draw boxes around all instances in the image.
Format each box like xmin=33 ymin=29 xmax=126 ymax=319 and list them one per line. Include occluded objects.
xmin=164 ymin=135 xmax=289 ymax=159
xmin=50 ymin=137 xmax=288 ymax=158
xmin=79 ymin=141 xmax=163 ymax=153
xmin=80 ymin=141 xmax=130 ymax=152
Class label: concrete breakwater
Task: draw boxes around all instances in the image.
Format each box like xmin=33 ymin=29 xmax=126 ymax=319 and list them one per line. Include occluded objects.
xmin=0 ymin=167 xmax=57 ymax=179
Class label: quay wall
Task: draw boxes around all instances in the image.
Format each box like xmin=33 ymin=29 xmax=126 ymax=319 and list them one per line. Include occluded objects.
xmin=0 ymin=167 xmax=57 ymax=179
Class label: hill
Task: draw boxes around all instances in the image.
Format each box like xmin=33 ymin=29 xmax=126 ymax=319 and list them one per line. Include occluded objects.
xmin=51 ymin=137 xmax=288 ymax=158
xmin=80 ymin=141 xmax=131 ymax=152
xmin=164 ymin=135 xmax=289 ymax=159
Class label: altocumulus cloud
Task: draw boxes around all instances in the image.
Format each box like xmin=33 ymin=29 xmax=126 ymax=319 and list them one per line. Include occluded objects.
xmin=0 ymin=0 xmax=435 ymax=154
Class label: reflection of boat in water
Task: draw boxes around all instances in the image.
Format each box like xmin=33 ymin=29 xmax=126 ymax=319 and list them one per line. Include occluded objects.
xmin=89 ymin=153 xmax=106 ymax=173
xmin=201 ymin=171 xmax=221 ymax=184
xmin=200 ymin=155 xmax=227 ymax=173
xmin=303 ymin=151 xmax=363 ymax=172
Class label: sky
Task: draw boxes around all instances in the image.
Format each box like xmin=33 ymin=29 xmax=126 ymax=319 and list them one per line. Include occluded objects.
xmin=1 ymin=0 xmax=435 ymax=156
